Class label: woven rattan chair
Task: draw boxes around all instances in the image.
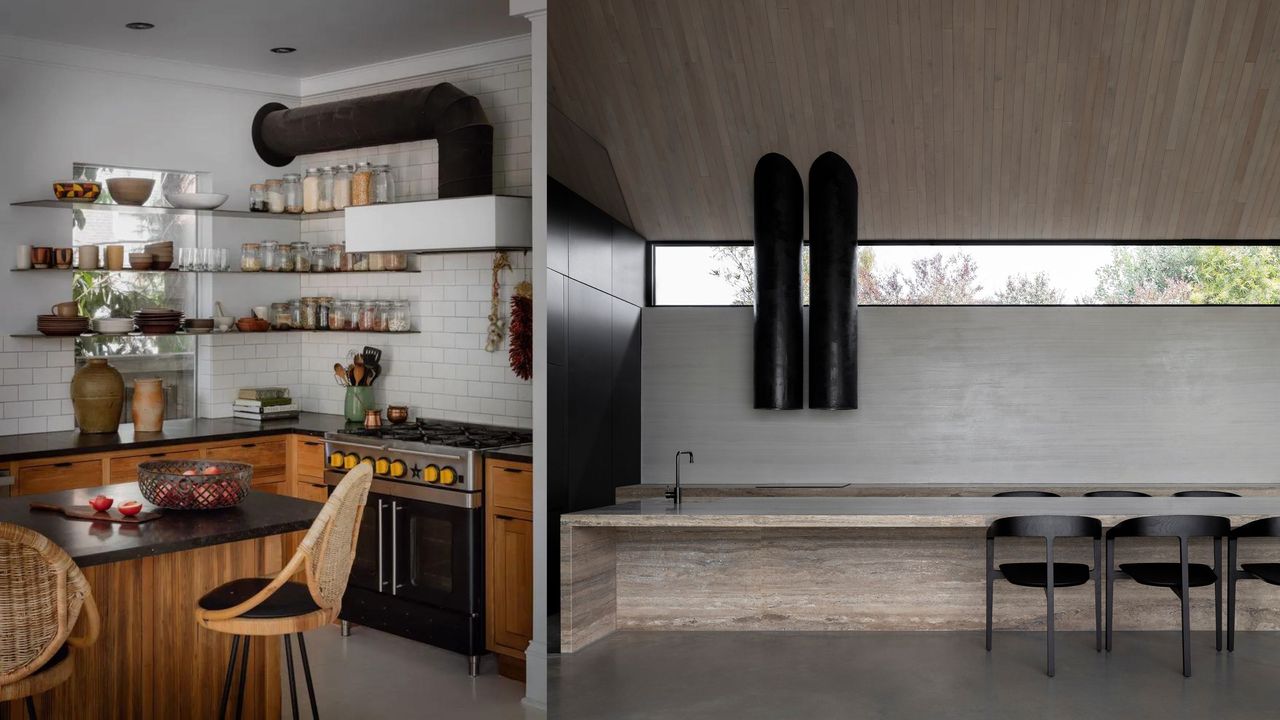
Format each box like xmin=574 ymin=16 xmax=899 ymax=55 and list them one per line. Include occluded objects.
xmin=196 ymin=464 xmax=372 ymax=720
xmin=0 ymin=524 xmax=101 ymax=720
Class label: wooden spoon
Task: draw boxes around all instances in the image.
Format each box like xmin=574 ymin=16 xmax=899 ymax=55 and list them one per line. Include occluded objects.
xmin=351 ymin=363 xmax=366 ymax=387
xmin=333 ymin=363 xmax=349 ymax=386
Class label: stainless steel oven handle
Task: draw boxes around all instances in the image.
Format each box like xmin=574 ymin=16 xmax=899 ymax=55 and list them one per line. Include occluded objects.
xmin=331 ymin=440 xmax=388 ymax=453
xmin=392 ymin=447 xmax=465 ymax=462
xmin=391 ymin=501 xmax=405 ymax=593
xmin=377 ymin=499 xmax=386 ymax=591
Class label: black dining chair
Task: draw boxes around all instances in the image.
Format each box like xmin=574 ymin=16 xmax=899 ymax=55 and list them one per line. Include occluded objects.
xmin=1227 ymin=516 xmax=1280 ymax=651
xmin=1105 ymin=515 xmax=1229 ymax=677
xmin=986 ymin=515 xmax=1102 ymax=677
xmin=993 ymin=491 xmax=1059 ymax=497
xmin=1173 ymin=490 xmax=1240 ymax=497
xmin=1084 ymin=490 xmax=1151 ymax=497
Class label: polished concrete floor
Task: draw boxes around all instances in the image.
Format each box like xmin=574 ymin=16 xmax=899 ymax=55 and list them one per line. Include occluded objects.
xmin=551 ymin=631 xmax=1280 ymax=719
xmin=280 ymin=625 xmax=541 ymax=719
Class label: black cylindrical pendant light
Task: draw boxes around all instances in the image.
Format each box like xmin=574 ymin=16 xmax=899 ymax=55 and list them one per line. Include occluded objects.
xmin=753 ymin=153 xmax=805 ymax=410
xmin=808 ymin=151 xmax=858 ymax=409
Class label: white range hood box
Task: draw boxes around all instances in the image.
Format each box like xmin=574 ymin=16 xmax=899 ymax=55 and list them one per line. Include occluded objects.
xmin=344 ymin=195 xmax=531 ymax=252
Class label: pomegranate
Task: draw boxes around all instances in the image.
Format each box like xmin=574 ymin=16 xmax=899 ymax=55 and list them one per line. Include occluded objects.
xmin=118 ymin=501 xmax=143 ymax=517
xmin=201 ymin=465 xmax=222 ymax=476
xmin=88 ymin=495 xmax=113 ymax=512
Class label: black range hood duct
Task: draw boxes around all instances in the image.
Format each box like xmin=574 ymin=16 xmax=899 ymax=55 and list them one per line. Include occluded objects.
xmin=808 ymin=151 xmax=858 ymax=409
xmin=752 ymin=153 xmax=805 ymax=410
xmin=251 ymin=83 xmax=493 ymax=198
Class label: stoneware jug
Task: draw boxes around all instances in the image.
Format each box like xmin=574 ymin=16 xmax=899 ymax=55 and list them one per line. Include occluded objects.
xmin=131 ymin=378 xmax=165 ymax=432
xmin=69 ymin=358 xmax=124 ymax=433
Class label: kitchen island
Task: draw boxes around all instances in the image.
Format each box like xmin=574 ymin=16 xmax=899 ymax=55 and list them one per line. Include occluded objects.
xmin=0 ymin=483 xmax=320 ymax=720
xmin=561 ymin=496 xmax=1280 ymax=652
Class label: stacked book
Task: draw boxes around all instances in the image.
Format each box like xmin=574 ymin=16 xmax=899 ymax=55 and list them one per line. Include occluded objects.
xmin=233 ymin=387 xmax=299 ymax=422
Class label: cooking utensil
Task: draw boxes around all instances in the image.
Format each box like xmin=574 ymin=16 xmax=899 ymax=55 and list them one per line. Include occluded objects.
xmin=30 ymin=502 xmax=162 ymax=524
xmin=351 ymin=363 xmax=367 ymax=387
xmin=334 ymin=363 xmax=349 ymax=386
xmin=362 ymin=345 xmax=382 ymax=366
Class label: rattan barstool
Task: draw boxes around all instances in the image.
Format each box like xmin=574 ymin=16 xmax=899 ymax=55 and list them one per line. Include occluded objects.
xmin=196 ymin=464 xmax=373 ymax=720
xmin=0 ymin=524 xmax=101 ymax=719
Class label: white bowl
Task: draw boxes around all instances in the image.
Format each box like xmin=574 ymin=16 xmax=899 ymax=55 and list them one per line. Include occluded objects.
xmin=93 ymin=318 xmax=135 ymax=334
xmin=164 ymin=192 xmax=229 ymax=210
xmin=213 ymin=316 xmax=235 ymax=331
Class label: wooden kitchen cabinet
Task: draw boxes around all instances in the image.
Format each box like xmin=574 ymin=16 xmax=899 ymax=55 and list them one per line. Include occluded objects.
xmin=13 ymin=457 xmax=105 ymax=496
xmin=485 ymin=457 xmax=533 ymax=682
xmin=109 ymin=447 xmax=203 ymax=483
xmin=289 ymin=435 xmax=329 ymax=503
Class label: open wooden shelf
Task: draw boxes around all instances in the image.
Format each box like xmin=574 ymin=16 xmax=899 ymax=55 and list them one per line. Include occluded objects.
xmin=11 ymin=199 xmax=344 ymax=220
xmin=10 ymin=267 xmax=418 ymax=274
xmin=10 ymin=330 xmax=420 ymax=339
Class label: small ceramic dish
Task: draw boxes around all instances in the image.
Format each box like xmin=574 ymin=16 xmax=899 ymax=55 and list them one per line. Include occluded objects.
xmin=53 ymin=181 xmax=102 ymax=201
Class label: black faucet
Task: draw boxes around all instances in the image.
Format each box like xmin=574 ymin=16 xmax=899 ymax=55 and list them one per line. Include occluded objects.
xmin=665 ymin=450 xmax=695 ymax=505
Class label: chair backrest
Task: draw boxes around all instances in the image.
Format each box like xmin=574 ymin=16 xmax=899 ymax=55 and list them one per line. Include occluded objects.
xmin=993 ymin=491 xmax=1059 ymax=497
xmin=0 ymin=524 xmax=94 ymax=686
xmin=987 ymin=515 xmax=1101 ymax=540
xmin=1173 ymin=490 xmax=1240 ymax=498
xmin=1084 ymin=490 xmax=1151 ymax=497
xmin=1232 ymin=516 xmax=1280 ymax=539
xmin=1106 ymin=514 xmax=1230 ymax=540
xmin=297 ymin=464 xmax=374 ymax=610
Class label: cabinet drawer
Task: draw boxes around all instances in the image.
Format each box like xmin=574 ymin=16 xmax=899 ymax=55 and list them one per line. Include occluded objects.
xmin=293 ymin=477 xmax=329 ymax=503
xmin=16 ymin=458 xmax=103 ymax=496
xmin=295 ymin=437 xmax=327 ymax=478
xmin=490 ymin=514 xmax=534 ymax=653
xmin=109 ymin=449 xmax=202 ymax=484
xmin=254 ymin=478 xmax=288 ymax=495
xmin=487 ymin=460 xmax=532 ymax=514
xmin=204 ymin=439 xmax=287 ymax=478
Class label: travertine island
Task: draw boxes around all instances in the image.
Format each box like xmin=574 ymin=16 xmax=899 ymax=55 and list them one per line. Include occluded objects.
xmin=561 ymin=495 xmax=1280 ymax=652
xmin=1 ymin=482 xmax=319 ymax=720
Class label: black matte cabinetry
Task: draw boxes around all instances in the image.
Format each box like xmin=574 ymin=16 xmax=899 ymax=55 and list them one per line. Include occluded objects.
xmin=547 ymin=179 xmax=645 ymax=621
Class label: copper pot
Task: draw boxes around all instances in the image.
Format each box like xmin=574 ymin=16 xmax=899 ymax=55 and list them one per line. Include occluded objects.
xmin=386 ymin=405 xmax=409 ymax=424
xmin=363 ymin=409 xmax=382 ymax=429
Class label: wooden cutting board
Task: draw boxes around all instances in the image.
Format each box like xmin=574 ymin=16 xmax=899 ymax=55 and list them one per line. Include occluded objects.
xmin=30 ymin=502 xmax=164 ymax=524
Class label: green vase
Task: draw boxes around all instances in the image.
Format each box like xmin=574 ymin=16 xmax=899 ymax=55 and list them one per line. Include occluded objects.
xmin=344 ymin=386 xmax=373 ymax=423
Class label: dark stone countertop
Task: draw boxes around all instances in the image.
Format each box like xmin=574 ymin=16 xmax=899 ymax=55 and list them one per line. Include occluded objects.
xmin=0 ymin=412 xmax=352 ymax=464
xmin=1 ymin=482 xmax=320 ymax=567
xmin=484 ymin=443 xmax=533 ymax=463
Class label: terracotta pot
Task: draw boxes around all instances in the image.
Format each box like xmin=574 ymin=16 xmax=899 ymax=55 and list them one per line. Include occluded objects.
xmin=30 ymin=246 xmax=50 ymax=268
xmin=70 ymin=359 xmax=124 ymax=433
xmin=53 ymin=248 xmax=74 ymax=268
xmin=131 ymin=378 xmax=165 ymax=432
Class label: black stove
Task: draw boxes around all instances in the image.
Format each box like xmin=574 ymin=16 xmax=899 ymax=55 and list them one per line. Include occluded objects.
xmin=338 ymin=419 xmax=532 ymax=449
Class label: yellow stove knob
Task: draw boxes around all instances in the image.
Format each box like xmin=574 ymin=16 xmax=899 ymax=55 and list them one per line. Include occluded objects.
xmin=423 ymin=464 xmax=440 ymax=483
xmin=439 ymin=467 xmax=457 ymax=486
xmin=329 ymin=451 xmax=345 ymax=468
xmin=375 ymin=457 xmax=390 ymax=475
xmin=389 ymin=460 xmax=407 ymax=479
xmin=343 ymin=453 xmax=358 ymax=470
xmin=359 ymin=456 xmax=374 ymax=468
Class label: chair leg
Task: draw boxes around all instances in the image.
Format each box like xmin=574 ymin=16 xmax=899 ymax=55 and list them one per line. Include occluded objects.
xmin=1045 ymin=585 xmax=1056 ymax=677
xmin=1105 ymin=540 xmax=1115 ymax=653
xmin=1180 ymin=539 xmax=1192 ymax=678
xmin=284 ymin=635 xmax=300 ymax=720
xmin=218 ymin=635 xmax=241 ymax=719
xmin=1094 ymin=539 xmax=1102 ymax=652
xmin=25 ymin=696 xmax=37 ymax=720
xmin=235 ymin=635 xmax=251 ymax=720
xmin=1214 ymin=537 xmax=1223 ymax=652
xmin=1227 ymin=538 xmax=1237 ymax=652
xmin=985 ymin=572 xmax=993 ymax=652
xmin=297 ymin=632 xmax=319 ymax=720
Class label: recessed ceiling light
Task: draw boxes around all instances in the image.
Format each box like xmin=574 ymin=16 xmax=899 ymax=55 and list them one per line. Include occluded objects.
xmin=270 ymin=47 xmax=297 ymax=54
xmin=125 ymin=22 xmax=155 ymax=30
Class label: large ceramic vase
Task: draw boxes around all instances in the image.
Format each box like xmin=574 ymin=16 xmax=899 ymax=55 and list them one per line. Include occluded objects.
xmin=131 ymin=378 xmax=166 ymax=432
xmin=70 ymin=358 xmax=125 ymax=433
xmin=344 ymin=386 xmax=373 ymax=423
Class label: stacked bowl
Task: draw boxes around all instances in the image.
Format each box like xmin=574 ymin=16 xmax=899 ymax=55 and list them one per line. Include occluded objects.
xmin=146 ymin=242 xmax=174 ymax=270
xmin=37 ymin=314 xmax=90 ymax=336
xmin=93 ymin=317 xmax=136 ymax=335
xmin=133 ymin=308 xmax=184 ymax=335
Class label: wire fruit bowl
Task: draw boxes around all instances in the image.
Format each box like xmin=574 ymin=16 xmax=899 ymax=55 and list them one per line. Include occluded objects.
xmin=137 ymin=460 xmax=253 ymax=509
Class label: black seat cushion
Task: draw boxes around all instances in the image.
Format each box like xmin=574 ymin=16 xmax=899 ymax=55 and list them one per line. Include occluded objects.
xmin=1119 ymin=562 xmax=1217 ymax=588
xmin=999 ymin=562 xmax=1092 ymax=588
xmin=197 ymin=578 xmax=320 ymax=618
xmin=1241 ymin=563 xmax=1280 ymax=586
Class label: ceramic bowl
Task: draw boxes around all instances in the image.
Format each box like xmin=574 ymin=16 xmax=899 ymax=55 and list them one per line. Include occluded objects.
xmin=128 ymin=253 xmax=154 ymax=270
xmin=53 ymin=181 xmax=101 ymax=201
xmin=235 ymin=317 xmax=270 ymax=333
xmin=106 ymin=178 xmax=155 ymax=206
xmin=164 ymin=192 xmax=228 ymax=210
xmin=93 ymin=318 xmax=135 ymax=334
xmin=213 ymin=316 xmax=235 ymax=331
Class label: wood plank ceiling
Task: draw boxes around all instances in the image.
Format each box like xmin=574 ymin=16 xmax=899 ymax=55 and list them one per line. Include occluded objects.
xmin=549 ymin=0 xmax=1280 ymax=240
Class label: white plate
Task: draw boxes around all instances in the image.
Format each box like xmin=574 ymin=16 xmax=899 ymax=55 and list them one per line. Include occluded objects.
xmin=164 ymin=192 xmax=229 ymax=210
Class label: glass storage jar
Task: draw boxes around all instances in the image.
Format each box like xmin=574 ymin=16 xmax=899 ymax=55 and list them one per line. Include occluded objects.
xmin=299 ymin=297 xmax=318 ymax=330
xmin=249 ymin=183 xmax=267 ymax=212
xmin=270 ymin=302 xmax=293 ymax=330
xmin=316 ymin=297 xmax=332 ymax=329
xmin=240 ymin=243 xmax=261 ymax=272
xmin=318 ymin=167 xmax=335 ymax=212
xmin=386 ymin=300 xmax=411 ymax=332
xmin=265 ymin=179 xmax=285 ymax=213
xmin=301 ymin=168 xmax=321 ymax=213
xmin=261 ymin=241 xmax=281 ymax=272
xmin=357 ymin=300 xmax=379 ymax=331
xmin=329 ymin=244 xmax=344 ymax=272
xmin=351 ymin=162 xmax=373 ymax=207
xmin=310 ymin=246 xmax=330 ymax=273
xmin=372 ymin=165 xmax=392 ymax=204
xmin=329 ymin=300 xmax=352 ymax=330
xmin=333 ymin=164 xmax=353 ymax=210
xmin=282 ymin=173 xmax=303 ymax=214
xmin=291 ymin=241 xmax=311 ymax=272
xmin=383 ymin=251 xmax=407 ymax=271
xmin=278 ymin=242 xmax=295 ymax=272
xmin=368 ymin=251 xmax=386 ymax=272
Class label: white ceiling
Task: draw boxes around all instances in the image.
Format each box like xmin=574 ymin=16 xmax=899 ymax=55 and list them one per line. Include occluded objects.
xmin=0 ymin=0 xmax=528 ymax=78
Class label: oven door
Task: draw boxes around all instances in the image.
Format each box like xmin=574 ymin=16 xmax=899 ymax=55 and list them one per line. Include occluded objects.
xmin=388 ymin=494 xmax=482 ymax=615
xmin=347 ymin=492 xmax=391 ymax=595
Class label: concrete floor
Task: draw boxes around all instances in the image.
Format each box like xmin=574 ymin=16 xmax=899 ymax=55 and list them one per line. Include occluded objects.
xmin=550 ymin=631 xmax=1280 ymax=719
xmin=281 ymin=625 xmax=542 ymax=719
